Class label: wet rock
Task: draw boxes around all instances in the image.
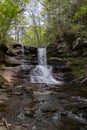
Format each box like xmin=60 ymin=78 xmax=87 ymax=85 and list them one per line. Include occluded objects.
xmin=84 ymin=125 xmax=87 ymax=130
xmin=0 ymin=52 xmax=6 ymax=62
xmin=0 ymin=126 xmax=7 ymax=130
xmin=16 ymin=65 xmax=33 ymax=78
xmin=72 ymin=109 xmax=79 ymax=115
xmin=12 ymin=125 xmax=22 ymax=130
xmin=48 ymin=57 xmax=66 ymax=66
xmin=5 ymin=56 xmax=21 ymax=66
xmin=78 ymin=105 xmax=87 ymax=110
xmin=41 ymin=106 xmax=58 ymax=113
xmin=85 ymin=108 xmax=87 ymax=112
xmin=0 ymin=100 xmax=5 ymax=105
xmin=10 ymin=87 xmax=23 ymax=95
xmin=15 ymin=85 xmax=23 ymax=88
xmin=24 ymin=46 xmax=37 ymax=55
xmin=32 ymin=125 xmax=37 ymax=130
xmin=63 ymin=72 xmax=74 ymax=82
xmin=25 ymin=111 xmax=34 ymax=117
xmin=1 ymin=83 xmax=10 ymax=89
xmin=60 ymin=111 xmax=68 ymax=116
xmin=83 ymin=51 xmax=87 ymax=57
xmin=13 ymin=92 xmax=23 ymax=95
xmin=24 ymin=87 xmax=33 ymax=93
xmin=24 ymin=108 xmax=34 ymax=117
xmin=82 ymin=113 xmax=87 ymax=119
xmin=0 ymin=94 xmax=9 ymax=101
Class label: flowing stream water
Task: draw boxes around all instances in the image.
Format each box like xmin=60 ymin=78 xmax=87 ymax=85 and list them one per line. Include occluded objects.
xmin=30 ymin=48 xmax=63 ymax=85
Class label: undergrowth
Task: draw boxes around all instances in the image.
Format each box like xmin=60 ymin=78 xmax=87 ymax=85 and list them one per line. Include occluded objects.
xmin=66 ymin=57 xmax=87 ymax=78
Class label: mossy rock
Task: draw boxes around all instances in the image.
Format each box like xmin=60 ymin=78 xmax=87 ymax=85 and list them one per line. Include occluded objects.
xmin=0 ymin=73 xmax=8 ymax=86
xmin=66 ymin=57 xmax=87 ymax=78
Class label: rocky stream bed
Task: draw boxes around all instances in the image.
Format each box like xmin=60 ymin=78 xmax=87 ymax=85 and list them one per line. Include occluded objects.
xmin=0 ymin=65 xmax=87 ymax=130
xmin=0 ymin=44 xmax=87 ymax=130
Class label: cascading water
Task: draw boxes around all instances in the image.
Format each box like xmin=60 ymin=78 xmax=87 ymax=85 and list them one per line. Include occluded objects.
xmin=38 ymin=48 xmax=47 ymax=65
xmin=30 ymin=48 xmax=63 ymax=85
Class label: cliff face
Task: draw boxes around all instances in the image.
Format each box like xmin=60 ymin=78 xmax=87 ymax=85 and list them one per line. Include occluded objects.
xmin=47 ymin=38 xmax=87 ymax=57
xmin=0 ymin=42 xmax=87 ymax=84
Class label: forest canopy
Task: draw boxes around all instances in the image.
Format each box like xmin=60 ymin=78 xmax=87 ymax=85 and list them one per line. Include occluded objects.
xmin=0 ymin=0 xmax=87 ymax=47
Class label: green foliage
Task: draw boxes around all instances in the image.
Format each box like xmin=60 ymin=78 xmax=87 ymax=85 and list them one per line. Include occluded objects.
xmin=66 ymin=57 xmax=87 ymax=78
xmin=21 ymin=25 xmax=50 ymax=47
xmin=0 ymin=0 xmax=19 ymax=45
xmin=74 ymin=6 xmax=87 ymax=18
xmin=74 ymin=0 xmax=87 ymax=19
xmin=0 ymin=72 xmax=7 ymax=84
xmin=21 ymin=0 xmax=51 ymax=47
xmin=0 ymin=0 xmax=87 ymax=48
xmin=39 ymin=0 xmax=75 ymax=43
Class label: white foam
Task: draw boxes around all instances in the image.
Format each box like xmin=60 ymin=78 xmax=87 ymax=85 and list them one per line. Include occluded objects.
xmin=30 ymin=48 xmax=63 ymax=85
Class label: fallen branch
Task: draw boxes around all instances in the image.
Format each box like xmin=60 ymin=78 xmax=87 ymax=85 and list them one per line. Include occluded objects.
xmin=69 ymin=74 xmax=87 ymax=84
xmin=2 ymin=118 xmax=11 ymax=130
xmin=81 ymin=77 xmax=87 ymax=84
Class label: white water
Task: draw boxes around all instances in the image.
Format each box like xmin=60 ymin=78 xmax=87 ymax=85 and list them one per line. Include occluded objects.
xmin=38 ymin=48 xmax=47 ymax=65
xmin=30 ymin=48 xmax=63 ymax=85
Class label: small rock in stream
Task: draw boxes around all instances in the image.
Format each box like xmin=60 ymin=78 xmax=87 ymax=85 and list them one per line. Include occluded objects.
xmin=41 ymin=107 xmax=58 ymax=113
xmin=25 ymin=111 xmax=34 ymax=117
xmin=0 ymin=100 xmax=5 ymax=105
xmin=13 ymin=92 xmax=23 ymax=95
xmin=32 ymin=125 xmax=37 ymax=130
xmin=72 ymin=109 xmax=79 ymax=114
xmin=24 ymin=108 xmax=34 ymax=117
xmin=82 ymin=113 xmax=87 ymax=119
xmin=60 ymin=111 xmax=68 ymax=116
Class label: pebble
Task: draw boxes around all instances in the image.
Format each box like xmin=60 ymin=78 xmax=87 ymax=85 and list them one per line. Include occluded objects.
xmin=25 ymin=110 xmax=34 ymax=117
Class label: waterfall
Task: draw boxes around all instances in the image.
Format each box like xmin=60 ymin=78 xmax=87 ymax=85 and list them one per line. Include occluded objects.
xmin=38 ymin=48 xmax=47 ymax=65
xmin=30 ymin=48 xmax=63 ymax=85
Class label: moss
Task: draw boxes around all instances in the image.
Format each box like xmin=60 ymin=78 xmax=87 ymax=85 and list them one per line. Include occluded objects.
xmin=66 ymin=57 xmax=87 ymax=78
xmin=0 ymin=72 xmax=8 ymax=85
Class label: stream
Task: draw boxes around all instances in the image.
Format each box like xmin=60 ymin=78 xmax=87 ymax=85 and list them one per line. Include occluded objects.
xmin=0 ymin=48 xmax=87 ymax=130
xmin=0 ymin=73 xmax=87 ymax=130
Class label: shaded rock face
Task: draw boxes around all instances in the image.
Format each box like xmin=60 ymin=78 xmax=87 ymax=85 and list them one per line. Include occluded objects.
xmin=0 ymin=45 xmax=8 ymax=62
xmin=0 ymin=52 xmax=5 ymax=62
xmin=0 ymin=44 xmax=8 ymax=53
xmin=11 ymin=43 xmax=37 ymax=56
xmin=0 ymin=43 xmax=74 ymax=83
xmin=0 ymin=43 xmax=38 ymax=66
xmin=47 ymin=57 xmax=73 ymax=82
xmin=47 ymin=37 xmax=87 ymax=57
